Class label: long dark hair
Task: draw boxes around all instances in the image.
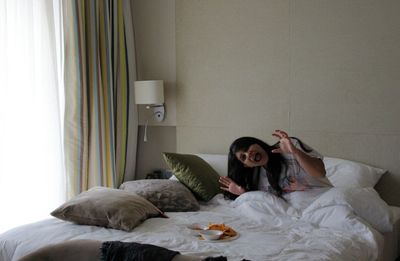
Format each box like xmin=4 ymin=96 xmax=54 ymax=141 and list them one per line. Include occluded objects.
xmin=225 ymin=137 xmax=284 ymax=199
xmin=226 ymin=136 xmax=312 ymax=200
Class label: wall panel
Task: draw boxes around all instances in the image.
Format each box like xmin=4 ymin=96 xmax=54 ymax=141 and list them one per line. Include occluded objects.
xmin=176 ymin=0 xmax=400 ymax=205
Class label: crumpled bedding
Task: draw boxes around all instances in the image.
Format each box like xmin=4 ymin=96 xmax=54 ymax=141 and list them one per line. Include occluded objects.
xmin=0 ymin=188 xmax=388 ymax=261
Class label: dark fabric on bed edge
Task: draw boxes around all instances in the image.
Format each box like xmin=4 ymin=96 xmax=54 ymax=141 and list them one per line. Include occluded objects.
xmin=203 ymin=257 xmax=228 ymax=261
xmin=101 ymin=241 xmax=180 ymax=261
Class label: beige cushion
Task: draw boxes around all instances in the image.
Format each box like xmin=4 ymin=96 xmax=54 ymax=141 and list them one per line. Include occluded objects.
xmin=51 ymin=187 xmax=165 ymax=231
xmin=18 ymin=240 xmax=101 ymax=261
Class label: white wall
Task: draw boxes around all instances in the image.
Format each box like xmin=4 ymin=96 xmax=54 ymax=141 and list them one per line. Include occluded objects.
xmin=175 ymin=0 xmax=400 ymax=206
xmin=132 ymin=0 xmax=176 ymax=126
xmin=135 ymin=126 xmax=176 ymax=180
xmin=131 ymin=0 xmax=400 ymax=206
xmin=131 ymin=0 xmax=177 ymax=179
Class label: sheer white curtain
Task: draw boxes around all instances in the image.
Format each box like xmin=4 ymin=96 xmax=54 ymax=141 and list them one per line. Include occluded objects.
xmin=0 ymin=0 xmax=65 ymax=233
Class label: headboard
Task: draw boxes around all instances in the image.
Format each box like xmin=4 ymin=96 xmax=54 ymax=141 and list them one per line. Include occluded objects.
xmin=175 ymin=0 xmax=400 ymax=206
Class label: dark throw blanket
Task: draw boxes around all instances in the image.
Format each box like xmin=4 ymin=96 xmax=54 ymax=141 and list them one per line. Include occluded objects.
xmin=101 ymin=241 xmax=180 ymax=261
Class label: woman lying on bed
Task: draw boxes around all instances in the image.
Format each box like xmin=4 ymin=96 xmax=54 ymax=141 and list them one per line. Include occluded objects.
xmin=219 ymin=129 xmax=332 ymax=199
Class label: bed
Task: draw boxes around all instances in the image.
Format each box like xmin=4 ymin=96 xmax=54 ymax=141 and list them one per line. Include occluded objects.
xmin=1 ymin=153 xmax=399 ymax=261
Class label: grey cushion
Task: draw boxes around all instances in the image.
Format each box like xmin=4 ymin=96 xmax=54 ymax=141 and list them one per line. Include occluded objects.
xmin=51 ymin=187 xmax=165 ymax=231
xmin=163 ymin=153 xmax=222 ymax=201
xmin=19 ymin=240 xmax=102 ymax=261
xmin=120 ymin=179 xmax=200 ymax=212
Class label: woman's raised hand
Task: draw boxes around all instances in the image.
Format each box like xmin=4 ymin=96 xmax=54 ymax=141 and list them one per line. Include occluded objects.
xmin=271 ymin=129 xmax=297 ymax=154
xmin=219 ymin=176 xmax=245 ymax=196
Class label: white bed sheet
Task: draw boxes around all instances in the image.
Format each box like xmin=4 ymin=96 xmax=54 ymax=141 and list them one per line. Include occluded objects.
xmin=0 ymin=191 xmax=394 ymax=261
xmin=381 ymin=206 xmax=400 ymax=261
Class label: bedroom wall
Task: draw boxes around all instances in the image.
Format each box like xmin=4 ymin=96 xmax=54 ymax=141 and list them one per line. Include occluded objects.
xmin=175 ymin=0 xmax=400 ymax=206
xmin=131 ymin=0 xmax=177 ymax=179
xmin=132 ymin=0 xmax=176 ymax=126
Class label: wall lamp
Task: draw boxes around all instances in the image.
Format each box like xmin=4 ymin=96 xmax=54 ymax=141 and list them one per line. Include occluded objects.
xmin=134 ymin=80 xmax=165 ymax=142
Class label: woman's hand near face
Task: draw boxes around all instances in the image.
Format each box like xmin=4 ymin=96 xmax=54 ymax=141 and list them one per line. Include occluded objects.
xmin=271 ymin=130 xmax=297 ymax=154
xmin=271 ymin=129 xmax=326 ymax=178
xmin=219 ymin=176 xmax=245 ymax=196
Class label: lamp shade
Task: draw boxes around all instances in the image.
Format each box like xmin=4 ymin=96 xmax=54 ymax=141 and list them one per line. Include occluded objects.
xmin=134 ymin=80 xmax=164 ymax=105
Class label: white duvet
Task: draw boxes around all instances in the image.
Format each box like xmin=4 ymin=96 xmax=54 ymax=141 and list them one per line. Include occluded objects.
xmin=0 ymin=187 xmax=390 ymax=261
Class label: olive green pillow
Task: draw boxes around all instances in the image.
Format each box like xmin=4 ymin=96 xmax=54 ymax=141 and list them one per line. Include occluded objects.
xmin=162 ymin=152 xmax=222 ymax=201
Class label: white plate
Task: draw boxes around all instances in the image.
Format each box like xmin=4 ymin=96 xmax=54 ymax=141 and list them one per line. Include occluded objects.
xmin=186 ymin=223 xmax=208 ymax=230
xmin=198 ymin=232 xmax=240 ymax=243
xmin=185 ymin=223 xmax=209 ymax=236
xmin=198 ymin=230 xmax=224 ymax=240
xmin=186 ymin=223 xmax=240 ymax=242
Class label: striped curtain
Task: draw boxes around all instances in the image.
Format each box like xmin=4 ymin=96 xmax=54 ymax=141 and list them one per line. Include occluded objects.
xmin=62 ymin=0 xmax=133 ymax=198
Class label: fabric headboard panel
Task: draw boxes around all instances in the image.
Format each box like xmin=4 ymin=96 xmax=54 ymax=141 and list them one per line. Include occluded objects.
xmin=175 ymin=0 xmax=400 ymax=206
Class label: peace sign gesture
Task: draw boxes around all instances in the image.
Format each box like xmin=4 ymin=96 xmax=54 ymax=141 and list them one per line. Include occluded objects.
xmin=271 ymin=130 xmax=297 ymax=154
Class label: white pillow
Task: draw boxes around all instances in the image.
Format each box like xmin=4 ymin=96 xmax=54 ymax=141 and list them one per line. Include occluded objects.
xmin=195 ymin=154 xmax=228 ymax=177
xmin=324 ymin=157 xmax=386 ymax=188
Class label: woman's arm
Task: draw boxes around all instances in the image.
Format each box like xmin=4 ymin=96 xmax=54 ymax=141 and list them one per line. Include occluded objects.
xmin=271 ymin=130 xmax=326 ymax=178
xmin=291 ymin=147 xmax=326 ymax=178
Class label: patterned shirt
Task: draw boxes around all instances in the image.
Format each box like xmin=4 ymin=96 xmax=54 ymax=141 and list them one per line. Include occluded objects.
xmin=258 ymin=139 xmax=332 ymax=194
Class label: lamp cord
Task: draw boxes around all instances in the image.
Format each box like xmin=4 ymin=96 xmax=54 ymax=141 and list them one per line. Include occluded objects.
xmin=143 ymin=111 xmax=160 ymax=142
xmin=144 ymin=119 xmax=148 ymax=142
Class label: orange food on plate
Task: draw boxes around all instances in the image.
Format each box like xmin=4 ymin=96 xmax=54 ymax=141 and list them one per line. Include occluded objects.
xmin=207 ymin=223 xmax=237 ymax=239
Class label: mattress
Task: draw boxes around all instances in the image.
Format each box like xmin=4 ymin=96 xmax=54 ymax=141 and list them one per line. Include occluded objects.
xmin=1 ymin=189 xmax=398 ymax=261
